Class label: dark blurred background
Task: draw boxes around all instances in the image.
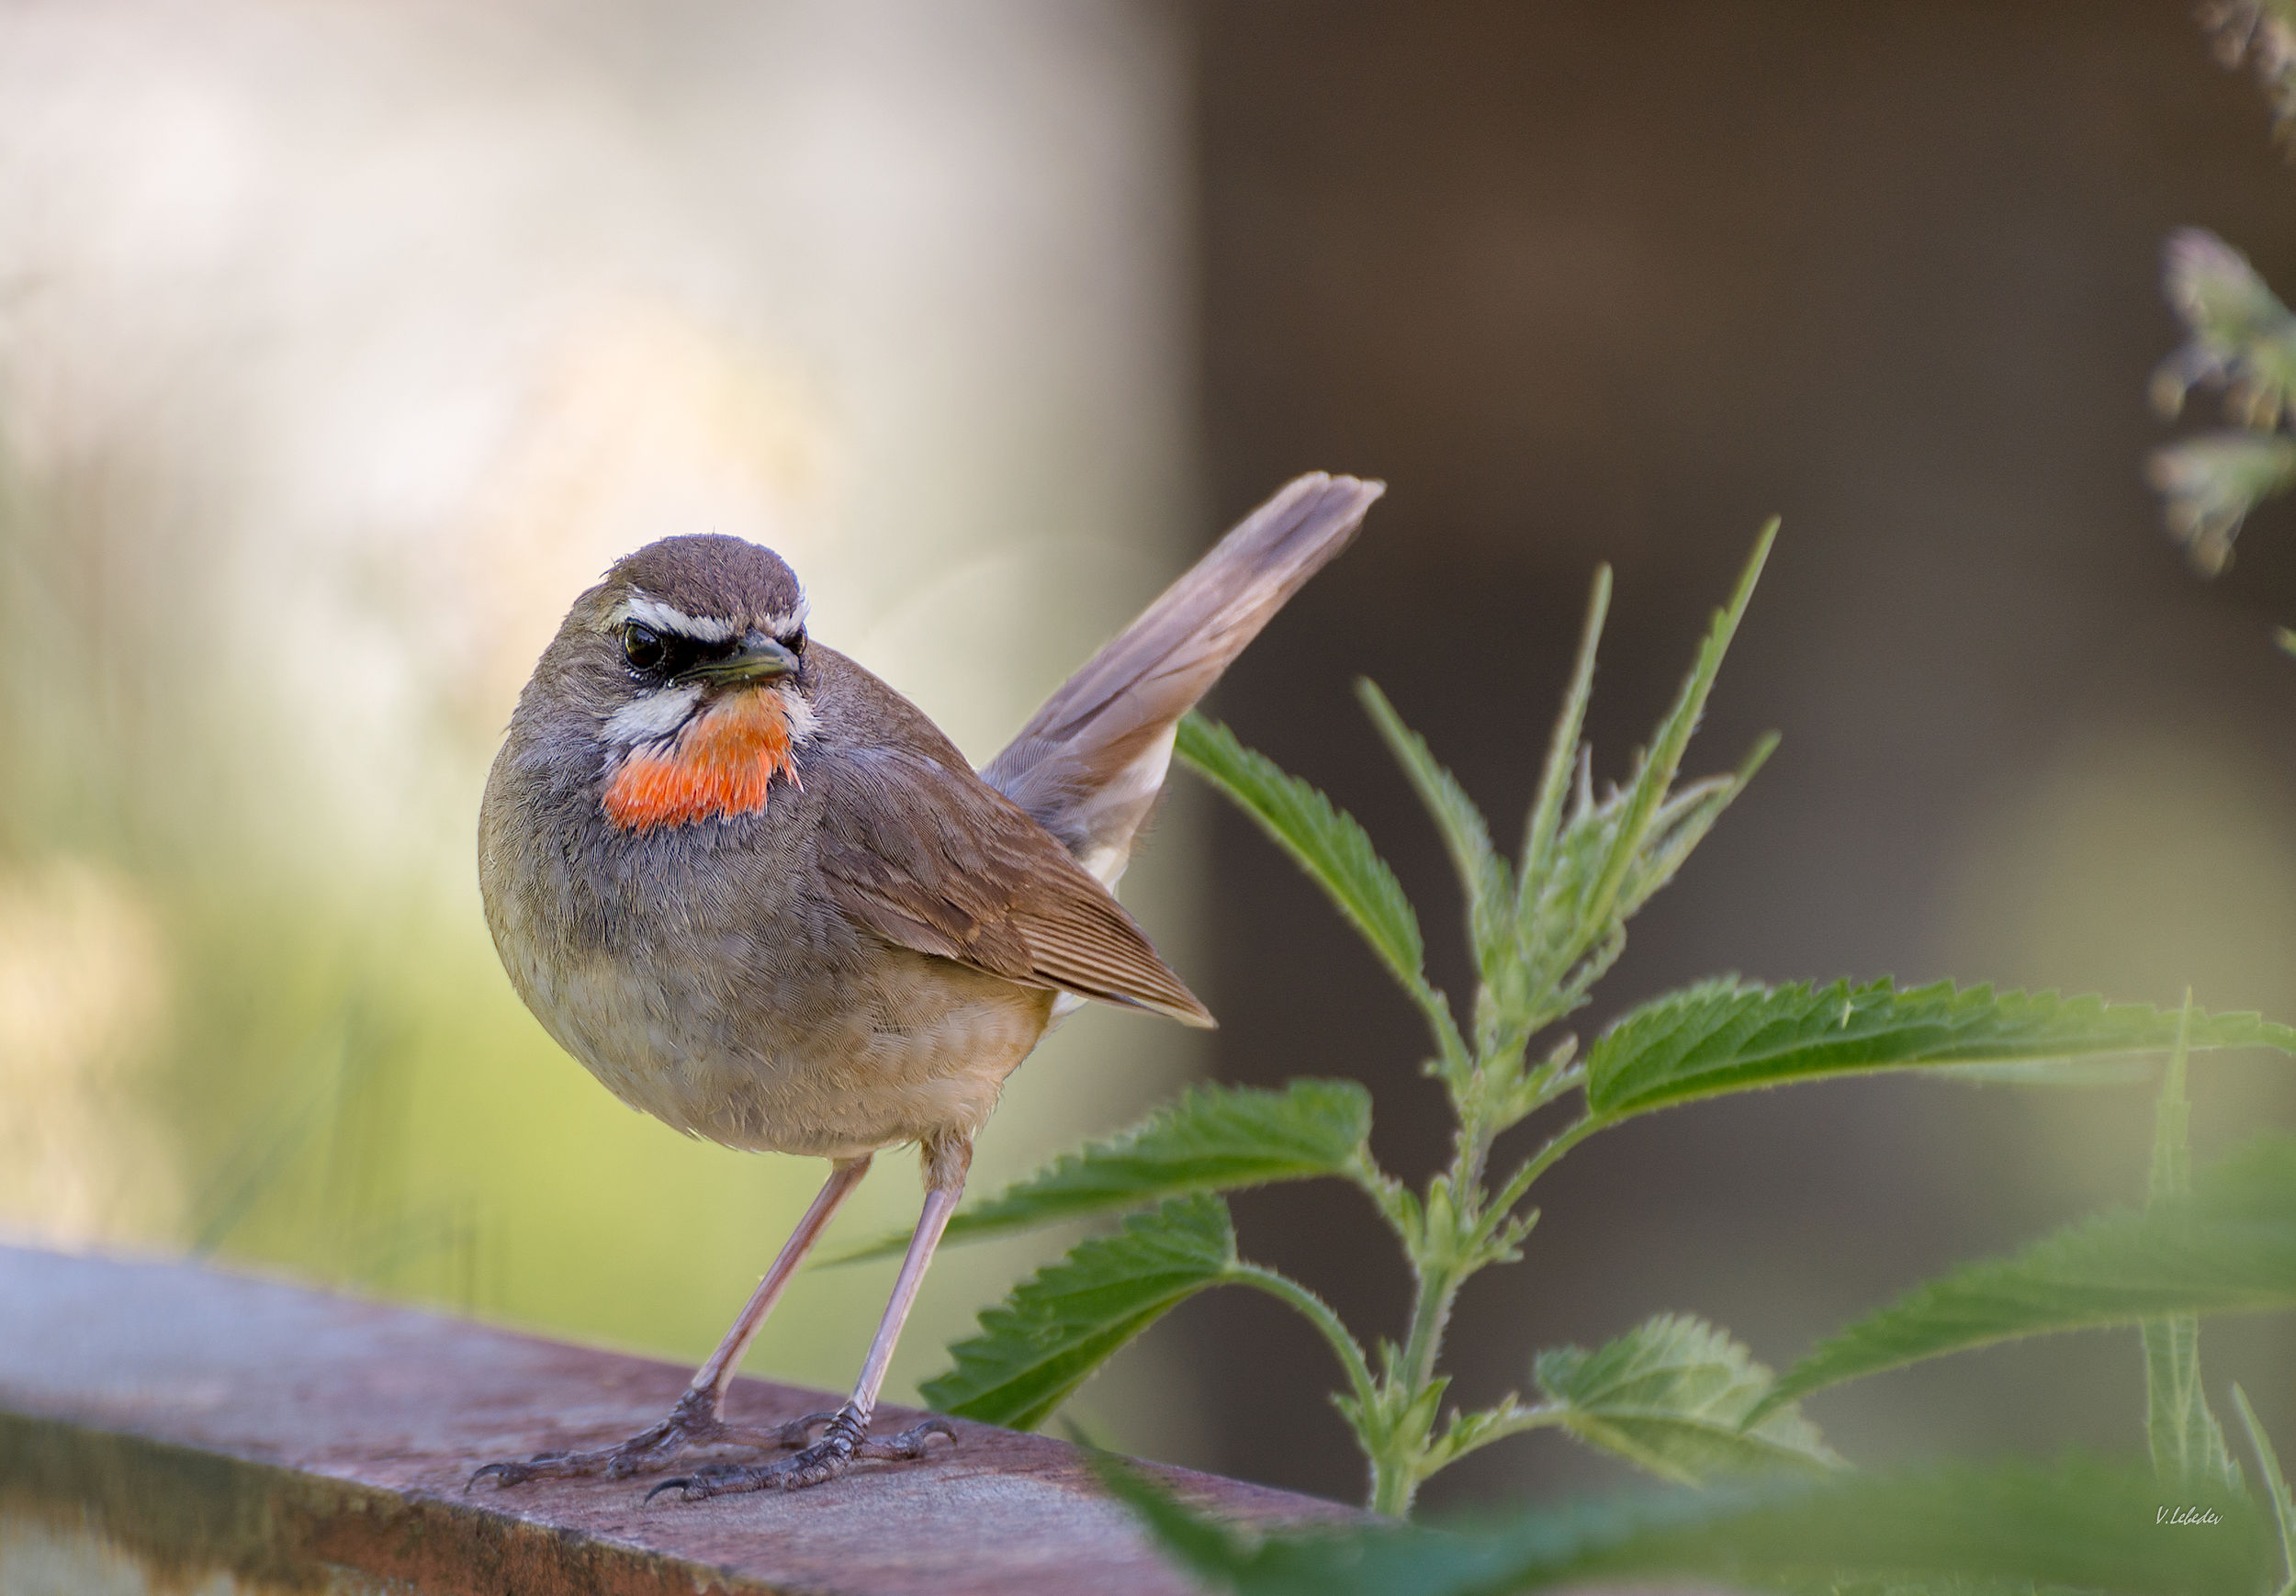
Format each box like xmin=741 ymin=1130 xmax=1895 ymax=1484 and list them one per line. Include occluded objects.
xmin=3 ymin=0 xmax=2293 ymax=1516
xmin=1184 ymin=1 xmax=2296 ymax=1508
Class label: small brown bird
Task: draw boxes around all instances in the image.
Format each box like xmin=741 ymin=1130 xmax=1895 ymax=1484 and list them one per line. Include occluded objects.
xmin=469 ymin=473 xmax=1379 ymax=1500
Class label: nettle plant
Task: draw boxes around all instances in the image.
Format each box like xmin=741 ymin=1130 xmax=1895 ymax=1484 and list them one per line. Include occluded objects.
xmin=1100 ymin=994 xmax=2296 ymax=1596
xmin=847 ymin=529 xmax=2296 ymax=1586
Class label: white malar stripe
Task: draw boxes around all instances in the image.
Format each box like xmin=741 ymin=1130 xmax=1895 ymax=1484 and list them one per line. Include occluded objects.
xmin=617 ymin=592 xmax=737 ymax=643
xmin=780 ymin=688 xmax=821 ymax=747
xmin=602 ymin=682 xmax=704 ymax=745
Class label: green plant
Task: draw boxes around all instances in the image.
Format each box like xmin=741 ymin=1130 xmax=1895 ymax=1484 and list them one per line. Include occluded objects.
xmin=839 ymin=525 xmax=2296 ymax=1531
xmin=1096 ymin=988 xmax=2296 ymax=1591
xmin=1101 ymin=1446 xmax=2277 ymax=1596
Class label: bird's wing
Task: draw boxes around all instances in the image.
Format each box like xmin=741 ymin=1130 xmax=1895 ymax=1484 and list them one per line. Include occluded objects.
xmin=983 ymin=472 xmax=1382 ymax=887
xmin=815 ymin=742 xmax=1214 ymax=1028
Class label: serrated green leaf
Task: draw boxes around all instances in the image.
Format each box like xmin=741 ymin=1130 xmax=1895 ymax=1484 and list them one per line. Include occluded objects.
xmin=1533 ymin=1313 xmax=1840 ymax=1486
xmin=2146 ymin=1312 xmax=2242 ymax=1494
xmin=1103 ymin=1451 xmax=2269 ymax=1596
xmin=1585 ymin=976 xmax=2296 ymax=1122
xmin=2144 ymin=998 xmax=2244 ymax=1494
xmin=1575 ymin=522 xmax=1773 ymax=941
xmin=1758 ymin=1136 xmax=2296 ymax=1422
xmin=1177 ymin=713 xmax=1427 ymax=996
xmin=1511 ymin=539 xmax=1772 ymax=1027
xmin=1519 ymin=567 xmax=1610 ymax=919
xmin=832 ymin=1080 xmax=1371 ymax=1263
xmin=1356 ymin=679 xmax=1515 ymax=988
xmin=920 ymin=1193 xmax=1239 ymax=1431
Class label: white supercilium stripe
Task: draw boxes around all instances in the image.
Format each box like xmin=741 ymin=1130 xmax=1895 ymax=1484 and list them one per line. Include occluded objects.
xmin=613 ymin=592 xmax=809 ymax=643
xmin=618 ymin=592 xmax=737 ymax=643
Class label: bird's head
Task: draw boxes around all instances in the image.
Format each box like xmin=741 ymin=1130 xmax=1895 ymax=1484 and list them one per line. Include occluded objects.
xmin=539 ymin=534 xmax=818 ymax=832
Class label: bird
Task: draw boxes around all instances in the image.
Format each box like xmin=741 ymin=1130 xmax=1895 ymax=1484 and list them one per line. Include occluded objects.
xmin=467 ymin=472 xmax=1381 ymax=1501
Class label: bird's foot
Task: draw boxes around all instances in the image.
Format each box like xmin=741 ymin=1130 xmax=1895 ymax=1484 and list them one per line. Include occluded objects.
xmin=646 ymin=1404 xmax=956 ymax=1501
xmin=467 ymin=1386 xmax=836 ymax=1489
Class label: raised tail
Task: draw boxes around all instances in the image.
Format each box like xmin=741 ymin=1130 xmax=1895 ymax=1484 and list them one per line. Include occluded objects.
xmin=983 ymin=472 xmax=1382 ymax=885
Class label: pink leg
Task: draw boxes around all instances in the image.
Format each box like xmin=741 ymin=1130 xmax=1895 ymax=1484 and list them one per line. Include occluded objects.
xmin=690 ymin=1154 xmax=874 ymax=1410
xmin=471 ymin=1155 xmax=872 ymax=1489
xmin=650 ymin=1140 xmax=969 ymax=1500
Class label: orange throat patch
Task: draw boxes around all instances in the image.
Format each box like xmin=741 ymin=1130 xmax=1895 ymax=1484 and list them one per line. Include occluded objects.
xmin=603 ymin=689 xmax=800 ymax=830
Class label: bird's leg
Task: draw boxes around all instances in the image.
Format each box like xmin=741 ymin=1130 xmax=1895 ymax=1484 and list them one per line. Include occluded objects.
xmin=470 ymin=1154 xmax=871 ymax=1489
xmin=650 ymin=1136 xmax=967 ymax=1501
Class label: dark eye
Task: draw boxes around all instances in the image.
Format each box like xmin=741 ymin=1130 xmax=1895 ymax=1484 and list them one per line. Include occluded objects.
xmin=784 ymin=630 xmax=806 ymax=656
xmin=622 ymin=622 xmax=664 ymax=671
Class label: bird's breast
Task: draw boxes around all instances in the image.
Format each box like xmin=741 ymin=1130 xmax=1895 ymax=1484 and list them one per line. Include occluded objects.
xmin=602 ymin=689 xmax=799 ymax=831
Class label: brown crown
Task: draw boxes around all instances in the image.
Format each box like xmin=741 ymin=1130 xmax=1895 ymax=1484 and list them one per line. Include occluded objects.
xmin=608 ymin=534 xmax=804 ymax=629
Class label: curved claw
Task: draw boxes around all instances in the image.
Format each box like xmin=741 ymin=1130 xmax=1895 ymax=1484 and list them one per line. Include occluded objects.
xmin=642 ymin=1411 xmax=956 ymax=1502
xmin=471 ymin=1396 xmax=826 ymax=1491
xmin=466 ymin=1452 xmax=566 ymax=1491
xmin=856 ymin=1417 xmax=957 ymax=1459
xmin=773 ymin=1410 xmax=843 ymax=1446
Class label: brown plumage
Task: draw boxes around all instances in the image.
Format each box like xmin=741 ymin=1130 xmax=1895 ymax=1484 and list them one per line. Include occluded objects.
xmin=470 ymin=472 xmax=1380 ymax=1500
xmin=813 ymin=679 xmax=1215 ymax=1028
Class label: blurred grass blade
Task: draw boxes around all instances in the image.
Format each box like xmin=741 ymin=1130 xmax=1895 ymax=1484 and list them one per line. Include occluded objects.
xmin=1176 ymin=713 xmax=1426 ymax=997
xmin=1101 ymin=1451 xmax=2268 ymax=1596
xmin=1533 ymin=1313 xmax=1840 ymax=1486
xmin=831 ymin=1080 xmax=1371 ymax=1263
xmin=2144 ymin=995 xmax=2242 ymax=1492
xmin=1356 ymin=679 xmax=1514 ymax=983
xmin=920 ymin=1193 xmax=1241 ymax=1431
xmin=190 ymin=1021 xmax=355 ymax=1254
xmin=2234 ymin=1384 xmax=2296 ymax=1596
xmin=1755 ymin=1135 xmax=2296 ymax=1422
xmin=2151 ymin=995 xmax=2198 ymax=1204
xmin=1584 ymin=976 xmax=2296 ymax=1122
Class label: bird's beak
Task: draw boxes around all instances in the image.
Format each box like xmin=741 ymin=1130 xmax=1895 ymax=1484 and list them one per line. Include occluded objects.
xmin=677 ymin=635 xmax=800 ymax=686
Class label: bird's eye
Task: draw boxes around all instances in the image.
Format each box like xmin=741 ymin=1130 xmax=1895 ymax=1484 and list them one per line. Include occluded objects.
xmin=784 ymin=630 xmax=806 ymax=656
xmin=622 ymin=623 xmax=664 ymax=671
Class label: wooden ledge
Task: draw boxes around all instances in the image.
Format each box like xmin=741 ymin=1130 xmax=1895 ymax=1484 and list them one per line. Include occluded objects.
xmin=0 ymin=1243 xmax=1350 ymax=1596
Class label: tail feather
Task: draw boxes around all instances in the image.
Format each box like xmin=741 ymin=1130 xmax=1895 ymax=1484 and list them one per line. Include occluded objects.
xmin=984 ymin=472 xmax=1382 ymax=885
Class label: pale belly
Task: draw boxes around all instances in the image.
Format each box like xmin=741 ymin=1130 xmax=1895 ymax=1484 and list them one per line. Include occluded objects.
xmin=498 ymin=932 xmax=1056 ymax=1159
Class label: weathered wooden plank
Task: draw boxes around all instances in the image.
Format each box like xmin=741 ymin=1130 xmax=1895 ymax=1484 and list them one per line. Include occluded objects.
xmin=0 ymin=1243 xmax=1351 ymax=1596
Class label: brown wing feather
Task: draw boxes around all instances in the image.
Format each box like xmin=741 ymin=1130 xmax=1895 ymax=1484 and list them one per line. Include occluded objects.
xmin=816 ymin=739 xmax=1214 ymax=1027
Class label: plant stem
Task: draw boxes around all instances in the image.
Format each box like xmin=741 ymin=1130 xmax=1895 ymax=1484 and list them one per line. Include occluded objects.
xmin=1230 ymin=1264 xmax=1378 ymax=1412
xmin=1485 ymin=1114 xmax=1599 ymax=1231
